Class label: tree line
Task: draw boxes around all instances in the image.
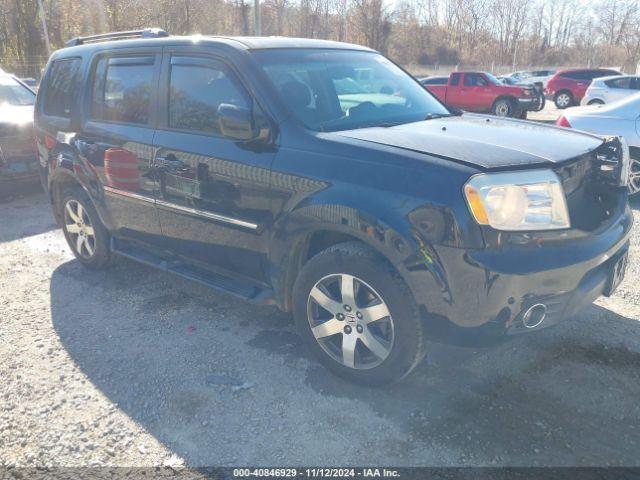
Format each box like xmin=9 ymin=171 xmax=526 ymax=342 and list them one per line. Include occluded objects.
xmin=1 ymin=0 xmax=639 ymax=78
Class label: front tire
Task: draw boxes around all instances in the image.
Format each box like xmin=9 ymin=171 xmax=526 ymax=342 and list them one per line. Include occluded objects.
xmin=492 ymin=98 xmax=516 ymax=117
xmin=587 ymin=99 xmax=604 ymax=105
xmin=629 ymin=149 xmax=640 ymax=198
xmin=554 ymin=91 xmax=573 ymax=109
xmin=60 ymin=188 xmax=112 ymax=269
xmin=293 ymin=242 xmax=426 ymax=385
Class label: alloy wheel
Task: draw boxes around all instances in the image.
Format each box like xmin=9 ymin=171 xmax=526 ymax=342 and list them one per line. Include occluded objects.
xmin=307 ymin=273 xmax=394 ymax=370
xmin=556 ymin=93 xmax=571 ymax=108
xmin=64 ymin=199 xmax=96 ymax=259
xmin=495 ymin=102 xmax=510 ymax=117
xmin=629 ymin=154 xmax=640 ymax=196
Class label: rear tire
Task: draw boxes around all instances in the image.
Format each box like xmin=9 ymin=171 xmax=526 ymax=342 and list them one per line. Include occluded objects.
xmin=587 ymin=99 xmax=604 ymax=105
xmin=59 ymin=187 xmax=112 ymax=269
xmin=293 ymin=241 xmax=426 ymax=385
xmin=554 ymin=91 xmax=573 ymax=109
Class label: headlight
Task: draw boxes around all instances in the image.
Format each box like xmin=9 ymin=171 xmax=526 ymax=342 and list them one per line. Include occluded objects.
xmin=464 ymin=169 xmax=570 ymax=231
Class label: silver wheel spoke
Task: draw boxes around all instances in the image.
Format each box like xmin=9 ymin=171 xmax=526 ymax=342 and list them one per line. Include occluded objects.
xmin=84 ymin=225 xmax=95 ymax=236
xmin=360 ymin=302 xmax=390 ymax=324
xmin=310 ymin=286 xmax=342 ymax=314
xmin=342 ymin=334 xmax=357 ymax=368
xmin=76 ymin=235 xmax=84 ymax=254
xmin=312 ymin=319 xmax=344 ymax=339
xmin=76 ymin=203 xmax=85 ymax=222
xmin=340 ymin=274 xmax=356 ymax=306
xmin=360 ymin=331 xmax=389 ymax=360
xmin=84 ymin=238 xmax=95 ymax=256
xmin=66 ymin=202 xmax=80 ymax=223
xmin=66 ymin=223 xmax=80 ymax=234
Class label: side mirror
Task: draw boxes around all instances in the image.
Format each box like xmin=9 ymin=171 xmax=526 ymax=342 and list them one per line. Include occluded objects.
xmin=217 ymin=103 xmax=256 ymax=141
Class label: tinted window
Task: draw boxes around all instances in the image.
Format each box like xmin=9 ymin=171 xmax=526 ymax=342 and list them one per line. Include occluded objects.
xmin=91 ymin=57 xmax=155 ymax=125
xmin=450 ymin=73 xmax=461 ymax=86
xmin=463 ymin=73 xmax=488 ymax=87
xmin=169 ymin=62 xmax=249 ymax=134
xmin=605 ymin=77 xmax=632 ymax=89
xmin=0 ymin=76 xmax=35 ymax=106
xmin=44 ymin=58 xmax=81 ymax=117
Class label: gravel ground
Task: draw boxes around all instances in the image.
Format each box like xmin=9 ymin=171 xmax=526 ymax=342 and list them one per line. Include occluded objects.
xmin=0 ymin=190 xmax=639 ymax=469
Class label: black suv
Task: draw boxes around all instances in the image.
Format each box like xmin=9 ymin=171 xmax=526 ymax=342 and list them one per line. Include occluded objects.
xmin=35 ymin=30 xmax=632 ymax=384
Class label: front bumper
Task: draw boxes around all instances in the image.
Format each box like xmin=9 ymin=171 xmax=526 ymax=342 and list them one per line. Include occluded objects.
xmin=402 ymin=199 xmax=633 ymax=334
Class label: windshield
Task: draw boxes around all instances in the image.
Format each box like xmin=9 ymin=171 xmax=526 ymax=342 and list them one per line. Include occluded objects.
xmin=0 ymin=76 xmax=35 ymax=106
xmin=484 ymin=72 xmax=503 ymax=86
xmin=252 ymin=49 xmax=451 ymax=132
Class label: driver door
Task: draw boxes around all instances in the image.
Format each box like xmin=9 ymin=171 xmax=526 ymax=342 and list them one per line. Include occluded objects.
xmin=459 ymin=73 xmax=491 ymax=111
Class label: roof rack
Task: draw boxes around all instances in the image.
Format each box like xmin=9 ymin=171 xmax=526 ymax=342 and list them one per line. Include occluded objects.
xmin=66 ymin=28 xmax=169 ymax=47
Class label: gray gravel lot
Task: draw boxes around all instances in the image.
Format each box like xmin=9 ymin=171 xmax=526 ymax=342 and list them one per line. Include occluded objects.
xmin=1 ymin=190 xmax=639 ymax=468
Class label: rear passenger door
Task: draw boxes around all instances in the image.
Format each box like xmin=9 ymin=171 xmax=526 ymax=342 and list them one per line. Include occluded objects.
xmin=78 ymin=49 xmax=162 ymax=245
xmin=152 ymin=49 xmax=275 ymax=283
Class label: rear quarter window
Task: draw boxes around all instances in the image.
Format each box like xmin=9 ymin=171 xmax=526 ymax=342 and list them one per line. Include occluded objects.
xmin=43 ymin=57 xmax=82 ymax=117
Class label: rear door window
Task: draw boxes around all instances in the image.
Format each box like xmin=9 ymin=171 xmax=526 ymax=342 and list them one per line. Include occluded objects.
xmin=450 ymin=73 xmax=461 ymax=86
xmin=91 ymin=56 xmax=155 ymax=125
xmin=43 ymin=57 xmax=81 ymax=117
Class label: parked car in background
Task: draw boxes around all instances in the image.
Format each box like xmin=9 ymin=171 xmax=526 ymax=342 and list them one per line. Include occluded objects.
xmin=0 ymin=73 xmax=38 ymax=195
xmin=556 ymin=94 xmax=640 ymax=196
xmin=418 ymin=76 xmax=448 ymax=86
xmin=545 ymin=68 xmax=622 ymax=109
xmin=424 ymin=71 xmax=542 ymax=118
xmin=581 ymin=75 xmax=640 ymax=105
xmin=506 ymin=70 xmax=556 ymax=87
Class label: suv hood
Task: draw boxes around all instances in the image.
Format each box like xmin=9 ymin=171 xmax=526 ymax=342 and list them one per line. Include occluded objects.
xmin=332 ymin=114 xmax=603 ymax=169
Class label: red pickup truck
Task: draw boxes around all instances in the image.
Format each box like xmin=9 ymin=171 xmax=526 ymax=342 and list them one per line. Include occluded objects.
xmin=424 ymin=71 xmax=541 ymax=118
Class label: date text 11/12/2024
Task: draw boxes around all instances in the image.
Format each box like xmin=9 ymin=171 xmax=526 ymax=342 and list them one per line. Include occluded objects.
xmin=232 ymin=468 xmax=401 ymax=477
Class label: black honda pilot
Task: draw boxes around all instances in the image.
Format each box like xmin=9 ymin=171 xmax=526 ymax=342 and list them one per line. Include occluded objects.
xmin=35 ymin=29 xmax=632 ymax=384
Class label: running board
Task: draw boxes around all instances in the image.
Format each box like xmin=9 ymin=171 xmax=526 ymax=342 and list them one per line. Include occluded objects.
xmin=111 ymin=238 xmax=275 ymax=305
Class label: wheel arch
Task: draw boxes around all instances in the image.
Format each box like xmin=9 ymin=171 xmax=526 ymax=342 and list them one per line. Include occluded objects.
xmin=269 ymin=205 xmax=417 ymax=312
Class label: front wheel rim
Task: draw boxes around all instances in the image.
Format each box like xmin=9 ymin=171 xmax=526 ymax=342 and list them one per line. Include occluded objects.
xmin=307 ymin=273 xmax=394 ymax=370
xmin=495 ymin=102 xmax=510 ymax=116
xmin=64 ymin=199 xmax=96 ymax=259
xmin=629 ymin=155 xmax=640 ymax=196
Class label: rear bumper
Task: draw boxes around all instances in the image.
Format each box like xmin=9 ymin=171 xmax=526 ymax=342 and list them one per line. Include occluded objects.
xmin=402 ymin=200 xmax=633 ymax=333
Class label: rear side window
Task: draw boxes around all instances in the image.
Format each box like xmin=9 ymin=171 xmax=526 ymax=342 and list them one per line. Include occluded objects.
xmin=168 ymin=60 xmax=249 ymax=134
xmin=450 ymin=73 xmax=461 ymax=86
xmin=43 ymin=58 xmax=81 ymax=117
xmin=605 ymin=77 xmax=632 ymax=89
xmin=91 ymin=56 xmax=155 ymax=125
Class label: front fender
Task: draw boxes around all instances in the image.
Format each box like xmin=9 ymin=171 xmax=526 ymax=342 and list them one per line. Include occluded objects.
xmin=268 ymin=191 xmax=455 ymax=314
